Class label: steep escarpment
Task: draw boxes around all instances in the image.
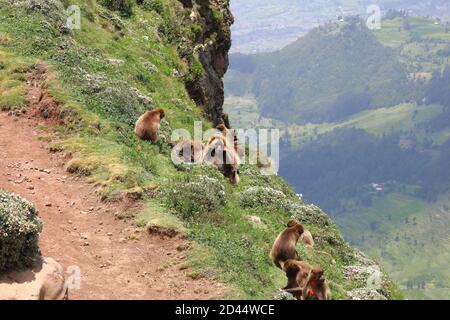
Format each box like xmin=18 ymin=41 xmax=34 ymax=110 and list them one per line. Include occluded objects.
xmin=0 ymin=0 xmax=402 ymax=299
xmin=177 ymin=0 xmax=233 ymax=125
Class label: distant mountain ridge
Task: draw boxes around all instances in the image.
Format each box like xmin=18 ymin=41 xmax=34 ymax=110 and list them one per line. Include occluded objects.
xmin=227 ymin=19 xmax=414 ymax=124
xmin=230 ymin=0 xmax=450 ymax=53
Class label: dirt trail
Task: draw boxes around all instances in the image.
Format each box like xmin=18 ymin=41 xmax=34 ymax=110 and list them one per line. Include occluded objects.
xmin=0 ymin=112 xmax=225 ymax=300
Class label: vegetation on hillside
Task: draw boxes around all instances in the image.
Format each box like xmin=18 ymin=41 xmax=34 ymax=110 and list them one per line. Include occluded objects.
xmin=0 ymin=190 xmax=42 ymax=273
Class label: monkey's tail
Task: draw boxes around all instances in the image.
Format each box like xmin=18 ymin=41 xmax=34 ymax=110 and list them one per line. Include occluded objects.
xmin=283 ymin=286 xmax=302 ymax=293
xmin=315 ymin=250 xmax=336 ymax=264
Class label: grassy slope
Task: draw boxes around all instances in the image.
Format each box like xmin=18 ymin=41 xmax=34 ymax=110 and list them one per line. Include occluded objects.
xmin=0 ymin=0 xmax=402 ymax=299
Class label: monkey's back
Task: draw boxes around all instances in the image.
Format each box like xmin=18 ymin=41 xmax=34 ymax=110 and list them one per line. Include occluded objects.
xmin=270 ymin=231 xmax=298 ymax=268
xmin=135 ymin=112 xmax=160 ymax=142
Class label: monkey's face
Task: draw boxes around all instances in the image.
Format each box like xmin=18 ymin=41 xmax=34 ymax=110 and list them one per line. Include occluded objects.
xmin=287 ymin=220 xmax=304 ymax=235
xmin=312 ymin=267 xmax=325 ymax=282
xmin=216 ymin=124 xmax=227 ymax=132
xmin=159 ymin=109 xmax=165 ymax=119
xmin=230 ymin=167 xmax=240 ymax=185
xmin=287 ymin=219 xmax=297 ymax=228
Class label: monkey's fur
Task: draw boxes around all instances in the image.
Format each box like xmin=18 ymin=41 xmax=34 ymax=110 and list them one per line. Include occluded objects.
xmin=281 ymin=259 xmax=311 ymax=300
xmin=282 ymin=263 xmax=332 ymax=300
xmin=204 ymin=125 xmax=241 ymax=185
xmin=221 ymin=147 xmax=240 ymax=185
xmin=134 ymin=108 xmax=165 ymax=143
xmin=300 ymin=228 xmax=314 ymax=247
xmin=172 ymin=139 xmax=204 ymax=164
xmin=270 ymin=220 xmax=305 ymax=269
xmin=301 ymin=267 xmax=331 ymax=300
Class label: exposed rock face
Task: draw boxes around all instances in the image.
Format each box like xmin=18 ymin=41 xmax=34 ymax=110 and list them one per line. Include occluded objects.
xmin=0 ymin=257 xmax=67 ymax=300
xmin=180 ymin=0 xmax=234 ymax=125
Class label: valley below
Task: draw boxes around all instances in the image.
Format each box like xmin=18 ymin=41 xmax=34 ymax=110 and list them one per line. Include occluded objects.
xmin=225 ymin=13 xmax=450 ymax=299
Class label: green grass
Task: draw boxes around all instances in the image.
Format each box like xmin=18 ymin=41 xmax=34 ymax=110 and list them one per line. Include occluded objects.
xmin=374 ymin=17 xmax=450 ymax=73
xmin=285 ymin=103 xmax=443 ymax=145
xmin=0 ymin=0 xmax=402 ymax=299
xmin=375 ymin=17 xmax=450 ymax=47
xmin=374 ymin=18 xmax=411 ymax=47
xmin=0 ymin=51 xmax=28 ymax=110
xmin=338 ymin=192 xmax=450 ymax=300
xmin=223 ymin=95 xmax=283 ymax=129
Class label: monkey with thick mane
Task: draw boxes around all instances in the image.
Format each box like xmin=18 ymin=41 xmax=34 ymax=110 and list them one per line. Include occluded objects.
xmin=134 ymin=108 xmax=165 ymax=143
xmin=204 ymin=124 xmax=241 ymax=185
xmin=208 ymin=124 xmax=244 ymax=158
xmin=270 ymin=220 xmax=305 ymax=269
xmin=283 ymin=262 xmax=331 ymax=300
xmin=221 ymin=147 xmax=240 ymax=185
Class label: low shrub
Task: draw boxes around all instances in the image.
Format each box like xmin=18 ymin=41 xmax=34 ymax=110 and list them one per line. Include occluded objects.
xmin=0 ymin=190 xmax=43 ymax=273
xmin=101 ymin=0 xmax=134 ymax=17
xmin=168 ymin=175 xmax=226 ymax=220
xmin=238 ymin=186 xmax=290 ymax=210
xmin=142 ymin=0 xmax=166 ymax=16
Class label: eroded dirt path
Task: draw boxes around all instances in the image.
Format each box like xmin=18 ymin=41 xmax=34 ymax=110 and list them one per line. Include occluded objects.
xmin=0 ymin=112 xmax=225 ymax=300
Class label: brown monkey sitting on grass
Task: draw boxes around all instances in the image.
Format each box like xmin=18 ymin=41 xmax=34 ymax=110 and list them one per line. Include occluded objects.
xmin=134 ymin=108 xmax=165 ymax=143
xmin=221 ymin=147 xmax=240 ymax=185
xmin=282 ymin=263 xmax=332 ymax=300
xmin=301 ymin=267 xmax=331 ymax=300
xmin=203 ymin=131 xmax=241 ymax=185
xmin=280 ymin=259 xmax=311 ymax=300
xmin=270 ymin=220 xmax=305 ymax=269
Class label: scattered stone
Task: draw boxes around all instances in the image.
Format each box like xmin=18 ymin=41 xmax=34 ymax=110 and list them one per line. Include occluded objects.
xmin=45 ymin=202 xmax=52 ymax=207
xmin=176 ymin=243 xmax=190 ymax=252
xmin=347 ymin=288 xmax=387 ymax=300
xmin=247 ymin=215 xmax=263 ymax=225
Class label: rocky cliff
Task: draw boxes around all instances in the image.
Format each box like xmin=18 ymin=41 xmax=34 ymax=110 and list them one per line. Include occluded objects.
xmin=178 ymin=0 xmax=233 ymax=125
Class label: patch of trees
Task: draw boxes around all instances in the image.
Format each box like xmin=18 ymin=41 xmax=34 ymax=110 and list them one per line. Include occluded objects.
xmin=279 ymin=128 xmax=430 ymax=214
xmin=426 ymin=66 xmax=450 ymax=109
xmin=227 ymin=19 xmax=414 ymax=124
